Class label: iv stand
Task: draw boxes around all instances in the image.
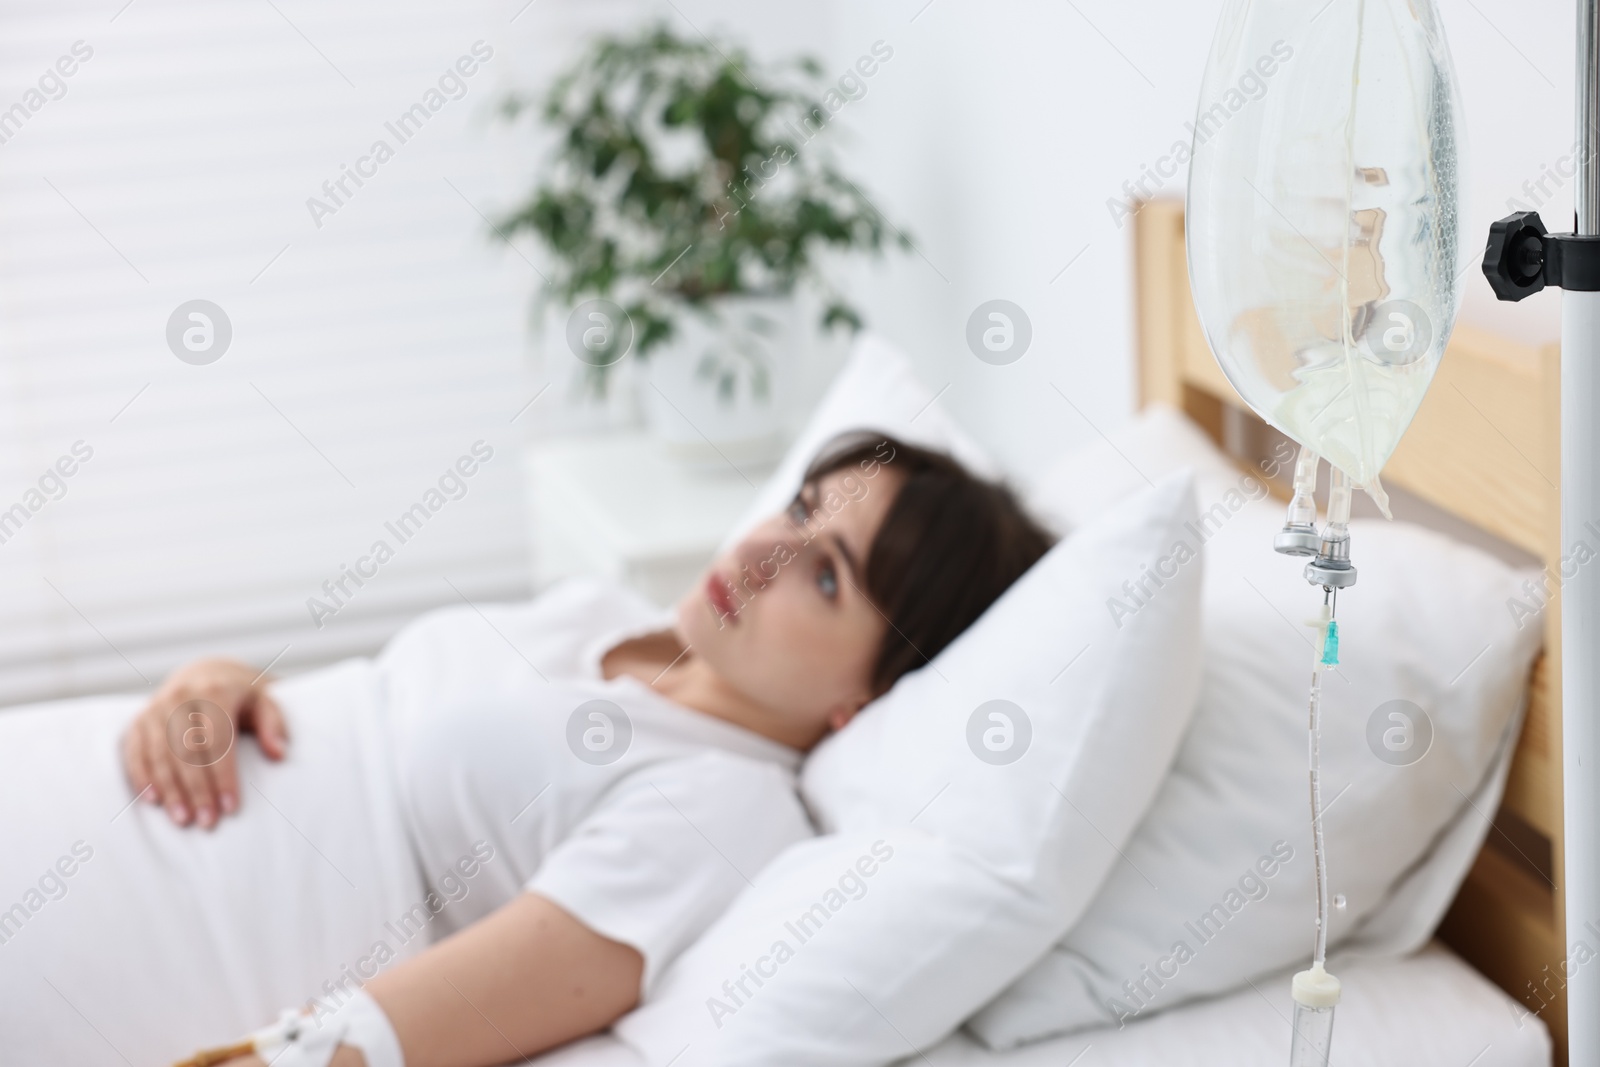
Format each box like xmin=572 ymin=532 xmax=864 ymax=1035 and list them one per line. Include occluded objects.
xmin=1483 ymin=1 xmax=1600 ymax=1058
xmin=1566 ymin=4 xmax=1600 ymax=1055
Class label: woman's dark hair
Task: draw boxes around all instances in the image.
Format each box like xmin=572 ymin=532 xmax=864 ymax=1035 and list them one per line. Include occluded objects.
xmin=800 ymin=431 xmax=1055 ymax=695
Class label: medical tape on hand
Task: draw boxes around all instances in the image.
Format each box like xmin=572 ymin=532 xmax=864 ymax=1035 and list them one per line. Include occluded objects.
xmin=248 ymin=987 xmax=404 ymax=1067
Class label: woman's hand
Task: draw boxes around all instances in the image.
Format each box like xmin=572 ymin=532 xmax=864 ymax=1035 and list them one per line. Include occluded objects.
xmin=121 ymin=657 xmax=287 ymax=829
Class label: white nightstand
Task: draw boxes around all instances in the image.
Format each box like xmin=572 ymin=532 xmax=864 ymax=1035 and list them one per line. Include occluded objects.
xmin=526 ymin=431 xmax=766 ymax=606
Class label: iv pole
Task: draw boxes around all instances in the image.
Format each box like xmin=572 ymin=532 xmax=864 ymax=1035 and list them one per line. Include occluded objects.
xmin=1485 ymin=1 xmax=1600 ymax=1058
xmin=1564 ymin=2 xmax=1600 ymax=1057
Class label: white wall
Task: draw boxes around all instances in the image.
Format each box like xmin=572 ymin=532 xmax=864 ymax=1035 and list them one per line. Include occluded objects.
xmin=1441 ymin=0 xmax=1572 ymax=345
xmin=512 ymin=0 xmax=1574 ymax=480
xmin=818 ymin=0 xmax=1223 ymax=477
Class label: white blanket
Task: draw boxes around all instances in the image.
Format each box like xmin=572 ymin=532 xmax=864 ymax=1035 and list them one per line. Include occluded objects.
xmin=0 ymin=659 xmax=428 ymax=1065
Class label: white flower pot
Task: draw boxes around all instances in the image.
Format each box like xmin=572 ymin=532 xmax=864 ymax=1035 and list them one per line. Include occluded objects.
xmin=525 ymin=303 xmax=644 ymax=439
xmin=641 ymin=296 xmax=792 ymax=473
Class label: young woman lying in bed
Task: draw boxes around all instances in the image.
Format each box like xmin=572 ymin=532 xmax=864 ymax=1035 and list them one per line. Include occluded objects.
xmin=123 ymin=433 xmax=1053 ymax=1067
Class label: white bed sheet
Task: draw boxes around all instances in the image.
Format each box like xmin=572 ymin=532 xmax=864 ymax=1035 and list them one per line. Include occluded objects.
xmin=538 ymin=942 xmax=1548 ymax=1067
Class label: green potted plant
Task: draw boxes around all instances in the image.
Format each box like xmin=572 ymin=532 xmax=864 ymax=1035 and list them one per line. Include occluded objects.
xmin=497 ymin=24 xmax=908 ymax=465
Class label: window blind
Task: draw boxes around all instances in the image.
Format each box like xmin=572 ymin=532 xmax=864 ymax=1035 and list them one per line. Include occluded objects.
xmin=0 ymin=0 xmax=549 ymax=705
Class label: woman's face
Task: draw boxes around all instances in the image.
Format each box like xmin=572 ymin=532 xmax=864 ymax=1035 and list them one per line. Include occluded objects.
xmin=675 ymin=464 xmax=905 ymax=741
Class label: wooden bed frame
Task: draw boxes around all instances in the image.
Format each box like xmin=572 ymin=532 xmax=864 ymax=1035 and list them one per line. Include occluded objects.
xmin=1132 ymin=198 xmax=1568 ymax=1062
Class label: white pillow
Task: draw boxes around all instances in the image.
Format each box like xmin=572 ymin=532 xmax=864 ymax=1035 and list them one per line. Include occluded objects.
xmin=722 ymin=332 xmax=999 ymax=548
xmin=1022 ymin=404 xmax=1242 ymax=535
xmin=616 ymin=472 xmax=1205 ymax=1066
xmin=966 ymin=406 xmax=1544 ymax=1046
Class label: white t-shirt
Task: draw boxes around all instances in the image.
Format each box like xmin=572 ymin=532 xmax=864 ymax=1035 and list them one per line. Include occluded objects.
xmin=375 ymin=577 xmax=814 ymax=992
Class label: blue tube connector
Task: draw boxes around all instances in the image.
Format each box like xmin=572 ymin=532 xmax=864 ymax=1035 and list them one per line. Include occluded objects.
xmin=1320 ymin=620 xmax=1340 ymax=667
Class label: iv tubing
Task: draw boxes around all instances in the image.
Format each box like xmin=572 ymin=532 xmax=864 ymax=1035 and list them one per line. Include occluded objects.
xmin=1325 ymin=467 xmax=1353 ymax=534
xmin=1289 ymin=599 xmax=1341 ymax=1067
xmin=1291 ymin=509 xmax=1345 ymax=1067
xmin=1309 ymin=597 xmax=1332 ymax=966
xmin=1287 ymin=446 xmax=1319 ymax=528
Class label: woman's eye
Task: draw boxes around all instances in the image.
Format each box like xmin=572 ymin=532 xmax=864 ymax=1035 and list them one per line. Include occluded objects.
xmin=816 ymin=562 xmax=839 ymax=599
xmin=786 ymin=497 xmax=808 ymax=524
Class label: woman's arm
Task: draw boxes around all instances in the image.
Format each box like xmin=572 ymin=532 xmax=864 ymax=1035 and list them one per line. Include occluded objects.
xmin=216 ymin=892 xmax=642 ymax=1067
xmin=369 ymin=891 xmax=642 ymax=1066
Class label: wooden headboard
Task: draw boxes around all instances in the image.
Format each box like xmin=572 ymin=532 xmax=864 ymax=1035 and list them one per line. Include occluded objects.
xmin=1132 ymin=198 xmax=1567 ymax=1061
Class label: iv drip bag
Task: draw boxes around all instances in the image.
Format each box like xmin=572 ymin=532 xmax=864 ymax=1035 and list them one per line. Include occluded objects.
xmin=1186 ymin=0 xmax=1465 ymax=514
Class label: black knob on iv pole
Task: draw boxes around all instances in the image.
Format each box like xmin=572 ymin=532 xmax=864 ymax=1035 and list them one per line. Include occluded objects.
xmin=1483 ymin=208 xmax=1600 ymax=300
